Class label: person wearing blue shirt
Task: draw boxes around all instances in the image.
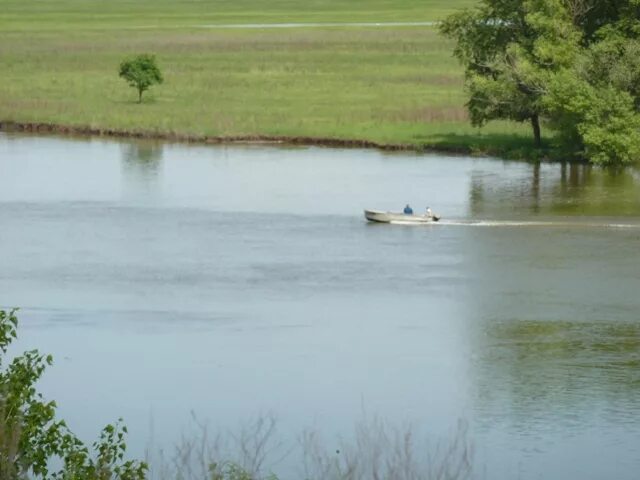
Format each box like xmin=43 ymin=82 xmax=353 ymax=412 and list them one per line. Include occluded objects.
xmin=403 ymin=204 xmax=413 ymax=214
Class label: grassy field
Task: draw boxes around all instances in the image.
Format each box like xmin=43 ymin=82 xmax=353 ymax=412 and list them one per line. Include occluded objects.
xmin=0 ymin=0 xmax=532 ymax=152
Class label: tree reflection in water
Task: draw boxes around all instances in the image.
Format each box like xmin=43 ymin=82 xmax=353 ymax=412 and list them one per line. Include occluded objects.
xmin=474 ymin=320 xmax=640 ymax=426
xmin=469 ymin=162 xmax=640 ymax=218
xmin=120 ymin=141 xmax=164 ymax=199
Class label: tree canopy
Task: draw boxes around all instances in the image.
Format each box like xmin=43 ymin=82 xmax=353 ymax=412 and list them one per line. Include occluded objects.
xmin=118 ymin=54 xmax=163 ymax=103
xmin=441 ymin=0 xmax=640 ymax=164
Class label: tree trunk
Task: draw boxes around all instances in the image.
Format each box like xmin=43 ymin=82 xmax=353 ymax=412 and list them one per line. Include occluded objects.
xmin=138 ymin=88 xmax=143 ymax=103
xmin=531 ymin=161 xmax=540 ymax=213
xmin=531 ymin=114 xmax=541 ymax=147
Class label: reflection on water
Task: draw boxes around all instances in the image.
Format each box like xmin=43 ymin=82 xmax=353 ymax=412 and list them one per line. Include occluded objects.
xmin=476 ymin=320 xmax=640 ymax=421
xmin=1 ymin=133 xmax=640 ymax=480
xmin=459 ymin=218 xmax=640 ymax=478
xmin=470 ymin=162 xmax=640 ymax=218
xmin=121 ymin=141 xmax=163 ymax=175
xmin=120 ymin=141 xmax=163 ymax=198
xmin=471 ymin=318 xmax=640 ymax=478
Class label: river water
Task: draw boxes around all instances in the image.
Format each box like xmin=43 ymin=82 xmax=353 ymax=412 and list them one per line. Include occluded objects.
xmin=1 ymin=133 xmax=639 ymax=479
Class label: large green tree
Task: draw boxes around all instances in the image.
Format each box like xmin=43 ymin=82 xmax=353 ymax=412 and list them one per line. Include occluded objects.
xmin=441 ymin=0 xmax=640 ymax=164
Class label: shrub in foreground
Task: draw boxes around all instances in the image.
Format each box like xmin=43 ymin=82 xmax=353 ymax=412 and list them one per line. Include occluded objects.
xmin=0 ymin=308 xmax=147 ymax=480
xmin=1 ymin=308 xmax=472 ymax=480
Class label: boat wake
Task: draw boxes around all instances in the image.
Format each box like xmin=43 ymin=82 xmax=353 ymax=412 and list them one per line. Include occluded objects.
xmin=391 ymin=219 xmax=640 ymax=229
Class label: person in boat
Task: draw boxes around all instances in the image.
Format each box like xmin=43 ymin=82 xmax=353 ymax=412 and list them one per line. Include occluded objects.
xmin=403 ymin=204 xmax=413 ymax=215
xmin=426 ymin=207 xmax=433 ymax=217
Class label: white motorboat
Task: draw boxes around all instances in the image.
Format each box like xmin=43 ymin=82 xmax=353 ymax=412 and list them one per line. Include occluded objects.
xmin=364 ymin=209 xmax=441 ymax=224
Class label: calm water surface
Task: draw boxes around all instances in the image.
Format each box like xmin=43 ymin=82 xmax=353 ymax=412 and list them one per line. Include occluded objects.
xmin=1 ymin=133 xmax=639 ymax=479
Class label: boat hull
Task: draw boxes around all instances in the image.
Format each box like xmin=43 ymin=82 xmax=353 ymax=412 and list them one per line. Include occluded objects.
xmin=364 ymin=209 xmax=440 ymax=224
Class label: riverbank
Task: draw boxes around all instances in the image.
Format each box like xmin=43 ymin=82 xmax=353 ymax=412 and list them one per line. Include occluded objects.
xmin=0 ymin=0 xmax=539 ymax=159
xmin=0 ymin=120 xmax=532 ymax=157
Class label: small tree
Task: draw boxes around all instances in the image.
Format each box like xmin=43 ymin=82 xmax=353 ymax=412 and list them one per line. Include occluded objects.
xmin=118 ymin=54 xmax=163 ymax=103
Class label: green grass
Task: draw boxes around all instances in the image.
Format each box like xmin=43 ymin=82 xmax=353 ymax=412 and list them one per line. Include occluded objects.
xmin=0 ymin=0 xmax=478 ymax=30
xmin=0 ymin=0 xmax=533 ymax=153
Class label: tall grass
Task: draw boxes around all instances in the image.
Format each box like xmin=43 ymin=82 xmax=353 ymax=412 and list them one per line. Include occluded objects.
xmin=146 ymin=415 xmax=474 ymax=480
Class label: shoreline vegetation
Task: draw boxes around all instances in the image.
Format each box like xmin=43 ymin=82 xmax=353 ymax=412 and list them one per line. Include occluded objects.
xmin=440 ymin=0 xmax=640 ymax=165
xmin=0 ymin=0 xmax=541 ymax=161
xmin=4 ymin=0 xmax=637 ymax=163
xmin=0 ymin=120 xmax=489 ymax=156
